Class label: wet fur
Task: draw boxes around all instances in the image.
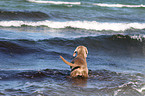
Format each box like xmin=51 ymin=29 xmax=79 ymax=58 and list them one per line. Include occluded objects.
xmin=60 ymin=46 xmax=88 ymax=78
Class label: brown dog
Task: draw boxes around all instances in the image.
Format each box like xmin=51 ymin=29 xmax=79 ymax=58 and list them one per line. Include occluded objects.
xmin=60 ymin=46 xmax=88 ymax=78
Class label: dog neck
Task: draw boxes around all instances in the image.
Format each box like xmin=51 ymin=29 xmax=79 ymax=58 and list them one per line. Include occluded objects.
xmin=77 ymin=54 xmax=86 ymax=60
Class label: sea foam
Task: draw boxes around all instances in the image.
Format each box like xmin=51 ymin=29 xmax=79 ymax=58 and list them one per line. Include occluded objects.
xmin=27 ymin=0 xmax=145 ymax=8
xmin=0 ymin=20 xmax=145 ymax=31
xmin=27 ymin=0 xmax=80 ymax=5
xmin=93 ymin=3 xmax=145 ymax=8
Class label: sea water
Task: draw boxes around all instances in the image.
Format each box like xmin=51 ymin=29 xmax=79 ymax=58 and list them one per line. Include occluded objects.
xmin=0 ymin=0 xmax=145 ymax=95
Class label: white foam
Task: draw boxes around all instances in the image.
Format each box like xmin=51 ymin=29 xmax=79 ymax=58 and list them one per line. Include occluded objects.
xmin=27 ymin=0 xmax=145 ymax=8
xmin=27 ymin=0 xmax=81 ymax=5
xmin=0 ymin=20 xmax=145 ymax=31
xmin=136 ymin=86 xmax=145 ymax=93
xmin=93 ymin=3 xmax=145 ymax=8
xmin=131 ymin=35 xmax=145 ymax=42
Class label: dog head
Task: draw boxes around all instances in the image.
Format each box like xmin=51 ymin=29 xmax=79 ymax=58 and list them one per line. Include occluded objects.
xmin=73 ymin=46 xmax=88 ymax=58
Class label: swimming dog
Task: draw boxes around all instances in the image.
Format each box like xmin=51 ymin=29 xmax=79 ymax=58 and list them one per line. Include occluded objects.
xmin=60 ymin=46 xmax=88 ymax=78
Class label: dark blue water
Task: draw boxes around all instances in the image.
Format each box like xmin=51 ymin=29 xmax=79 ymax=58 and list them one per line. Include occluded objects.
xmin=0 ymin=0 xmax=145 ymax=95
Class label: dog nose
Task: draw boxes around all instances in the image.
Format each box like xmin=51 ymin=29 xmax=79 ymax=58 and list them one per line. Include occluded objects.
xmin=77 ymin=75 xmax=83 ymax=78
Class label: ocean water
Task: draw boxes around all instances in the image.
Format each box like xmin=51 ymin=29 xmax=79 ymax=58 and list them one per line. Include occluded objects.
xmin=0 ymin=0 xmax=145 ymax=95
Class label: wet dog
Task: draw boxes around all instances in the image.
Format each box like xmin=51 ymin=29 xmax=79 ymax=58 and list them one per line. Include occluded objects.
xmin=60 ymin=46 xmax=88 ymax=78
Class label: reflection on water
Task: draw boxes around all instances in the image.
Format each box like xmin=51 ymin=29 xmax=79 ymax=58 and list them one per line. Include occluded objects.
xmin=70 ymin=77 xmax=88 ymax=87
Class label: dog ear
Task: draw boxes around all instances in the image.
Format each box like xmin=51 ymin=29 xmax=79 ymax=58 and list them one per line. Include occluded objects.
xmin=73 ymin=47 xmax=79 ymax=57
xmin=84 ymin=47 xmax=88 ymax=58
xmin=73 ymin=51 xmax=77 ymax=57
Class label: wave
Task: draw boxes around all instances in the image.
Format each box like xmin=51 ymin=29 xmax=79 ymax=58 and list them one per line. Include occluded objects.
xmin=0 ymin=69 xmax=69 ymax=80
xmin=27 ymin=0 xmax=145 ymax=8
xmin=0 ymin=20 xmax=145 ymax=31
xmin=0 ymin=10 xmax=50 ymax=21
xmin=0 ymin=69 xmax=124 ymax=80
xmin=93 ymin=3 xmax=145 ymax=8
xmin=0 ymin=69 xmax=144 ymax=96
xmin=0 ymin=40 xmax=38 ymax=54
xmin=0 ymin=35 xmax=145 ymax=56
xmin=27 ymin=0 xmax=80 ymax=5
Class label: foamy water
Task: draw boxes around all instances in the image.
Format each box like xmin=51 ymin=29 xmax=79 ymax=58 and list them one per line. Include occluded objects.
xmin=27 ymin=0 xmax=145 ymax=8
xmin=93 ymin=3 xmax=145 ymax=8
xmin=1 ymin=20 xmax=145 ymax=31
xmin=27 ymin=0 xmax=81 ymax=5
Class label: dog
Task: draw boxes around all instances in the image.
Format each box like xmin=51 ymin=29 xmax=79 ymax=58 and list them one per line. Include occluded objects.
xmin=60 ymin=46 xmax=88 ymax=78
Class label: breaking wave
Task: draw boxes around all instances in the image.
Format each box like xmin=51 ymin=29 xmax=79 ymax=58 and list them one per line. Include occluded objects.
xmin=27 ymin=0 xmax=145 ymax=8
xmin=93 ymin=3 xmax=145 ymax=8
xmin=0 ymin=20 xmax=145 ymax=31
xmin=27 ymin=0 xmax=81 ymax=5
